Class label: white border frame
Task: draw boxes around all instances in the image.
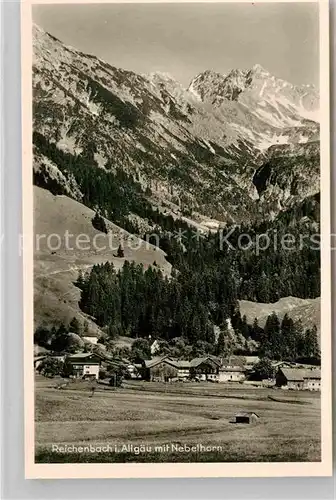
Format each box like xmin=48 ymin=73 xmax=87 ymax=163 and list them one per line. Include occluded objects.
xmin=20 ymin=0 xmax=332 ymax=479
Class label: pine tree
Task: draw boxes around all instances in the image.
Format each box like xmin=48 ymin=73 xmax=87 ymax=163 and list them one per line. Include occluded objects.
xmin=83 ymin=321 xmax=89 ymax=336
xmin=304 ymin=325 xmax=320 ymax=361
xmin=251 ymin=317 xmax=263 ymax=342
xmin=240 ymin=314 xmax=250 ymax=339
xmin=216 ymin=330 xmax=225 ymax=356
xmin=280 ymin=313 xmax=297 ymax=361
xmin=295 ymin=319 xmax=306 ymax=359
xmin=261 ymin=312 xmax=281 ymax=359
xmin=76 ymin=270 xmax=84 ymax=288
xmin=92 ymin=212 xmax=108 ymax=233
xmin=117 ymin=244 xmax=124 ymax=258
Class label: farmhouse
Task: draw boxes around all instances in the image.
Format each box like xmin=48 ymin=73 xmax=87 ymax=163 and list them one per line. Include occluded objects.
xmin=143 ymin=356 xmax=191 ymax=382
xmin=189 ymin=357 xmax=220 ymax=381
xmin=276 ymin=367 xmax=321 ymax=391
xmin=218 ymin=357 xmax=246 ymax=382
xmin=231 ymin=412 xmax=259 ymax=424
xmin=172 ymin=359 xmax=192 ymax=379
xmin=126 ymin=363 xmax=142 ymax=379
xmin=67 ymin=352 xmax=102 ymax=379
xmin=243 ymin=356 xmax=260 ymax=371
xmin=34 ymin=355 xmax=48 ymax=369
xmin=82 ymin=331 xmax=99 ymax=345
xmin=150 ymin=339 xmax=160 ymax=355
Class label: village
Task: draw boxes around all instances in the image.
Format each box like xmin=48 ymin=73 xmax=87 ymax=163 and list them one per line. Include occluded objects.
xmin=34 ymin=335 xmax=321 ymax=392
xmin=34 ymin=328 xmax=322 ymax=463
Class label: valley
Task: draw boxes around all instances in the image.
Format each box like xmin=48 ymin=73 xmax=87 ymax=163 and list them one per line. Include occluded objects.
xmin=32 ymin=22 xmax=321 ymax=400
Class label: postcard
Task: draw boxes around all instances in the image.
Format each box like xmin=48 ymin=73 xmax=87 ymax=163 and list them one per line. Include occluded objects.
xmin=21 ymin=0 xmax=332 ymax=478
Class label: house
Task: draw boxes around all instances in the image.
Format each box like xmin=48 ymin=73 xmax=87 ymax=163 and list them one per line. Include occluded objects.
xmin=82 ymin=331 xmax=99 ymax=345
xmin=276 ymin=367 xmax=321 ymax=391
xmin=218 ymin=357 xmax=246 ymax=382
xmin=243 ymin=356 xmax=260 ymax=371
xmin=66 ymin=352 xmax=102 ymax=379
xmin=33 ymin=345 xmax=50 ymax=369
xmin=143 ymin=356 xmax=191 ymax=382
xmin=172 ymin=359 xmax=192 ymax=379
xmin=150 ymin=339 xmax=161 ymax=356
xmin=231 ymin=412 xmax=259 ymax=424
xmin=189 ymin=357 xmax=220 ymax=381
xmin=219 ymin=365 xmax=246 ymax=382
xmin=34 ymin=355 xmax=48 ymax=369
xmin=271 ymin=360 xmax=297 ymax=370
xmin=126 ymin=363 xmax=142 ymax=379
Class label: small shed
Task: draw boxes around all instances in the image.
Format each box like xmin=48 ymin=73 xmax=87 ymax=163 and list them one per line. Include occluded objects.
xmin=231 ymin=412 xmax=259 ymax=424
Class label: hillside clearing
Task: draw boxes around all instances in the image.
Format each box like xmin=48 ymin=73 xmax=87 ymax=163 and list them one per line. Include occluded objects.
xmin=239 ymin=296 xmax=320 ymax=336
xmin=34 ymin=186 xmax=171 ymax=328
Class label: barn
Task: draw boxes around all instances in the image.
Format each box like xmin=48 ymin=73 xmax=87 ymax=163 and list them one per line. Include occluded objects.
xmin=189 ymin=357 xmax=220 ymax=381
xmin=231 ymin=412 xmax=259 ymax=424
xmin=143 ymin=356 xmax=191 ymax=382
xmin=276 ymin=367 xmax=321 ymax=391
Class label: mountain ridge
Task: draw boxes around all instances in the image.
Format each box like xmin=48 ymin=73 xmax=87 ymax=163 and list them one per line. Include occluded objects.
xmin=33 ymin=24 xmax=320 ymax=227
xmin=32 ymin=25 xmax=321 ymax=353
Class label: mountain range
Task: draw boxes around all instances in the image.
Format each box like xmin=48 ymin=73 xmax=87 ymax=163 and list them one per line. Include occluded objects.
xmin=32 ymin=24 xmax=320 ymax=335
xmin=33 ymin=24 xmax=320 ymax=228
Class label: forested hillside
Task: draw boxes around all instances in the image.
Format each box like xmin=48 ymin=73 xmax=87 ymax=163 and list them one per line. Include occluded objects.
xmin=33 ymin=24 xmax=321 ymax=362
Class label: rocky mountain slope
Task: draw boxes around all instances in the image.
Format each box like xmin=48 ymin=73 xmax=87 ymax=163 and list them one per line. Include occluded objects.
xmin=33 ymin=24 xmax=320 ymax=225
xmin=32 ymin=24 xmax=321 ymax=350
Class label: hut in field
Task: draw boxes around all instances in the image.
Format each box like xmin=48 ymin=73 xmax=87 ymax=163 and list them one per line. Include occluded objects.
xmin=230 ymin=412 xmax=259 ymax=424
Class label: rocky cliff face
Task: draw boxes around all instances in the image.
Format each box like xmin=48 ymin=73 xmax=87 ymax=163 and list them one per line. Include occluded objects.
xmin=33 ymin=24 xmax=320 ymax=226
xmin=189 ymin=64 xmax=319 ymax=149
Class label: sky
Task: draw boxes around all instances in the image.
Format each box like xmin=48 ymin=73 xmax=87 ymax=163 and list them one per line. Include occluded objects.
xmin=33 ymin=2 xmax=319 ymax=88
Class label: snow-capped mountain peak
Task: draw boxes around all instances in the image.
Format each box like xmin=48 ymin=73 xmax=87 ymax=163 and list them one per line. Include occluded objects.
xmin=187 ymin=64 xmax=319 ymax=150
xmin=33 ymin=26 xmax=320 ymax=224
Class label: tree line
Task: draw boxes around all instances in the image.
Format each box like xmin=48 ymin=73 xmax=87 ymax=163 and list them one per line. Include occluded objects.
xmin=33 ymin=132 xmax=191 ymax=235
xmin=75 ymin=261 xmax=320 ymax=363
xmin=34 ymin=132 xmax=320 ymax=304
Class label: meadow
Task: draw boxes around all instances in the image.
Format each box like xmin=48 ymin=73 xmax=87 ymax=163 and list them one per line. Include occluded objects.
xmin=35 ymin=376 xmax=321 ymax=463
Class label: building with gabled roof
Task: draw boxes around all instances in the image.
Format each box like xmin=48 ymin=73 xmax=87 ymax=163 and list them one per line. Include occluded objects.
xmin=143 ymin=356 xmax=191 ymax=381
xmin=231 ymin=412 xmax=259 ymax=424
xmin=219 ymin=356 xmax=246 ymax=382
xmin=189 ymin=356 xmax=220 ymax=381
xmin=66 ymin=352 xmax=102 ymax=379
xmin=276 ymin=367 xmax=321 ymax=391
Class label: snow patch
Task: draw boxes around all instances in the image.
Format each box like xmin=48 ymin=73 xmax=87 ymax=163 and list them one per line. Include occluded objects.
xmin=298 ymin=107 xmax=320 ymax=122
xmin=201 ymin=139 xmax=216 ymax=154
xmin=188 ymin=82 xmax=202 ymax=101
xmin=259 ymin=81 xmax=267 ymax=98
xmin=256 ymin=132 xmax=290 ymax=151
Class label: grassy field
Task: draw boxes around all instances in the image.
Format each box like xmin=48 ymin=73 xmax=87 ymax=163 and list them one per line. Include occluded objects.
xmin=35 ymin=376 xmax=321 ymax=463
